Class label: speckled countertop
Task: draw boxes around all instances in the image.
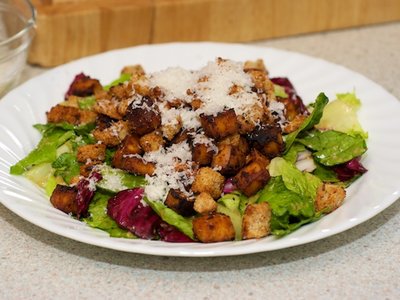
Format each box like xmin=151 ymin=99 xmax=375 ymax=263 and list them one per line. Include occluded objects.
xmin=1 ymin=22 xmax=399 ymax=300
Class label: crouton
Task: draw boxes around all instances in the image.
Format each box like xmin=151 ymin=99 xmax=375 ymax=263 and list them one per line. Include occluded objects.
xmin=108 ymin=83 xmax=133 ymax=100
xmin=117 ymin=134 xmax=143 ymax=156
xmin=92 ymin=117 xmax=129 ymax=147
xmin=194 ymin=192 xmax=217 ymax=214
xmin=200 ymin=109 xmax=239 ymax=140
xmin=315 ymin=183 xmax=346 ymax=213
xmin=93 ymin=98 xmax=123 ymax=120
xmin=283 ymin=114 xmax=307 ymax=134
xmin=76 ymin=144 xmax=106 ymax=163
xmin=237 ymin=103 xmax=265 ymax=134
xmin=193 ymin=213 xmax=235 ymax=243
xmin=125 ymin=96 xmax=161 ymax=136
xmin=139 ymin=131 xmax=165 ymax=152
xmin=165 ymin=189 xmax=195 ymax=217
xmin=191 ymin=167 xmax=225 ymax=199
xmin=247 ymin=124 xmax=285 ymax=159
xmin=243 ymin=59 xmax=267 ymax=73
xmin=79 ymin=162 xmax=98 ymax=178
xmin=121 ymin=64 xmax=145 ymax=77
xmin=50 ymin=184 xmax=78 ymax=215
xmin=242 ymin=202 xmax=271 ymax=239
xmin=171 ymin=130 xmax=191 ymax=144
xmin=47 ymin=105 xmax=97 ymax=125
xmin=161 ymin=119 xmax=182 ymax=141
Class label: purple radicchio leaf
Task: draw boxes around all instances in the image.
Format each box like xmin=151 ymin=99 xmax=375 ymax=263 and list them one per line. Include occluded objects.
xmin=332 ymin=157 xmax=368 ymax=181
xmin=76 ymin=172 xmax=102 ymax=218
xmin=270 ymin=77 xmax=308 ymax=114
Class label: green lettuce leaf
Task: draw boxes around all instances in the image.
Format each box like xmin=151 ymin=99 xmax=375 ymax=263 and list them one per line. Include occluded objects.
xmin=52 ymin=152 xmax=80 ymax=184
xmin=274 ymin=84 xmax=288 ymax=98
xmin=84 ymin=190 xmax=135 ymax=238
xmin=145 ymin=199 xmax=194 ymax=240
xmin=315 ymin=92 xmax=367 ymax=138
xmin=24 ymin=163 xmax=58 ymax=196
xmin=284 ymin=92 xmax=329 ymax=153
xmin=312 ymin=163 xmax=340 ymax=182
xmin=297 ymin=130 xmax=367 ymax=166
xmin=78 ymin=96 xmax=96 ymax=110
xmin=217 ymin=192 xmax=247 ymax=240
xmin=104 ymin=73 xmax=132 ymax=91
xmin=96 ymin=165 xmax=146 ymax=193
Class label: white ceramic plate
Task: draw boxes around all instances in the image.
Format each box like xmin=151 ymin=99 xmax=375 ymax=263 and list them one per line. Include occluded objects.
xmin=1 ymin=42 xmax=399 ymax=257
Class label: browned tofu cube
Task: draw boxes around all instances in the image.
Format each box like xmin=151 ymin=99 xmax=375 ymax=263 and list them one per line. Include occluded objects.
xmin=247 ymin=124 xmax=285 ymax=159
xmin=67 ymin=74 xmax=102 ymax=98
xmin=200 ymin=109 xmax=239 ymax=140
xmin=233 ymin=158 xmax=270 ymax=197
xmin=283 ymin=114 xmax=307 ymax=134
xmin=76 ymin=143 xmax=106 ymax=163
xmin=194 ymin=192 xmax=217 ymax=214
xmin=47 ymin=105 xmax=97 ymax=125
xmin=139 ymin=131 xmax=165 ymax=152
xmin=79 ymin=162 xmax=98 ymax=178
xmin=164 ymin=189 xmax=195 ymax=217
xmin=315 ymin=183 xmax=346 ymax=213
xmin=242 ymin=202 xmax=271 ymax=240
xmin=211 ymin=144 xmax=247 ymax=176
xmin=171 ymin=129 xmax=191 ymax=144
xmin=237 ymin=103 xmax=266 ymax=134
xmin=50 ymin=184 xmax=78 ymax=215
xmin=125 ymin=96 xmax=161 ymax=136
xmin=193 ymin=213 xmax=235 ymax=243
xmin=192 ymin=143 xmax=215 ymax=166
xmin=112 ymin=153 xmax=155 ymax=176
xmin=191 ymin=167 xmax=225 ymax=199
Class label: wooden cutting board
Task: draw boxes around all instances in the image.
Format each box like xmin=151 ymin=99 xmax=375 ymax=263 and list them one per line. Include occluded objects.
xmin=29 ymin=0 xmax=400 ymax=66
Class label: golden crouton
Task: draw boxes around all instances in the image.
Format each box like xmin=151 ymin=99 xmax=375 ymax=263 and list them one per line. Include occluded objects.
xmin=47 ymin=105 xmax=97 ymax=125
xmin=243 ymin=59 xmax=267 ymax=73
xmin=242 ymin=202 xmax=271 ymax=239
xmin=108 ymin=83 xmax=133 ymax=100
xmin=194 ymin=192 xmax=217 ymax=214
xmin=121 ymin=64 xmax=145 ymax=76
xmin=237 ymin=103 xmax=266 ymax=134
xmin=93 ymin=98 xmax=123 ymax=120
xmin=50 ymin=184 xmax=78 ymax=215
xmin=200 ymin=109 xmax=239 ymax=140
xmin=76 ymin=144 xmax=106 ymax=163
xmin=125 ymin=97 xmax=161 ymax=136
xmin=162 ymin=119 xmax=182 ymax=141
xmin=164 ymin=189 xmax=195 ymax=217
xmin=139 ymin=131 xmax=165 ymax=152
xmin=193 ymin=213 xmax=235 ymax=243
xmin=315 ymin=183 xmax=346 ymax=213
xmin=93 ymin=120 xmax=128 ymax=146
xmin=191 ymin=167 xmax=225 ymax=199
xmin=171 ymin=130 xmax=191 ymax=144
xmin=283 ymin=114 xmax=307 ymax=134
xmin=247 ymin=124 xmax=285 ymax=159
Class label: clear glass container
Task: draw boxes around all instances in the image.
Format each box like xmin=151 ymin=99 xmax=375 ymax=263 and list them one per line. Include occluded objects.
xmin=0 ymin=0 xmax=36 ymax=98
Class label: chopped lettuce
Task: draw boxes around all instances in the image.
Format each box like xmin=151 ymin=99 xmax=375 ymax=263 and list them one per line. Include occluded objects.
xmin=145 ymin=199 xmax=194 ymax=240
xmin=78 ymin=96 xmax=96 ymax=110
xmin=84 ymin=190 xmax=136 ymax=238
xmin=96 ymin=165 xmax=146 ymax=193
xmin=274 ymin=84 xmax=289 ymax=98
xmin=24 ymin=163 xmax=59 ymax=196
xmin=297 ymin=130 xmax=367 ymax=166
xmin=316 ymin=92 xmax=367 ymax=138
xmin=313 ymin=163 xmax=340 ymax=182
xmin=52 ymin=152 xmax=80 ymax=184
xmin=217 ymin=192 xmax=247 ymax=240
xmin=284 ymin=93 xmax=329 ymax=152
xmin=104 ymin=73 xmax=132 ymax=91
xmin=283 ymin=143 xmax=306 ymax=164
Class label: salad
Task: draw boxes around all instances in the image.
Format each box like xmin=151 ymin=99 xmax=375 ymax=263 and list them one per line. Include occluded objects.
xmin=10 ymin=58 xmax=368 ymax=243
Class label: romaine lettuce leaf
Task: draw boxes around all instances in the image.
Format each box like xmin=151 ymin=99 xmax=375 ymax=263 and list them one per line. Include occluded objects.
xmin=84 ymin=190 xmax=136 ymax=238
xmin=104 ymin=73 xmax=132 ymax=91
xmin=96 ymin=165 xmax=146 ymax=193
xmin=145 ymin=199 xmax=194 ymax=240
xmin=274 ymin=84 xmax=289 ymax=98
xmin=52 ymin=152 xmax=80 ymax=184
xmin=217 ymin=192 xmax=247 ymax=240
xmin=315 ymin=92 xmax=367 ymax=138
xmin=297 ymin=130 xmax=367 ymax=166
xmin=284 ymin=92 xmax=329 ymax=152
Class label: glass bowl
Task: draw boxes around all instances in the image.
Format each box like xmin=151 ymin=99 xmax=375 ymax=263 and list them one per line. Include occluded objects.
xmin=0 ymin=0 xmax=36 ymax=99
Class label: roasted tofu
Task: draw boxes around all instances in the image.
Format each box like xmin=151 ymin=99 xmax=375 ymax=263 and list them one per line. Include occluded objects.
xmin=50 ymin=184 xmax=78 ymax=215
xmin=191 ymin=167 xmax=225 ymax=199
xmin=193 ymin=213 xmax=235 ymax=243
xmin=139 ymin=131 xmax=165 ymax=152
xmin=237 ymin=103 xmax=266 ymax=134
xmin=76 ymin=143 xmax=106 ymax=163
xmin=192 ymin=143 xmax=215 ymax=166
xmin=112 ymin=153 xmax=155 ymax=176
xmin=125 ymin=96 xmax=161 ymax=136
xmin=233 ymin=150 xmax=270 ymax=197
xmin=47 ymin=105 xmax=97 ymax=125
xmin=200 ymin=109 xmax=239 ymax=140
xmin=164 ymin=189 xmax=195 ymax=217
xmin=315 ymin=183 xmax=346 ymax=213
xmin=193 ymin=192 xmax=217 ymax=214
xmin=242 ymin=202 xmax=271 ymax=239
xmin=67 ymin=74 xmax=102 ymax=98
xmin=247 ymin=124 xmax=285 ymax=159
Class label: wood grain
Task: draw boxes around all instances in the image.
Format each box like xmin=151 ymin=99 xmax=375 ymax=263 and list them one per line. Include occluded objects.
xmin=29 ymin=0 xmax=400 ymax=66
